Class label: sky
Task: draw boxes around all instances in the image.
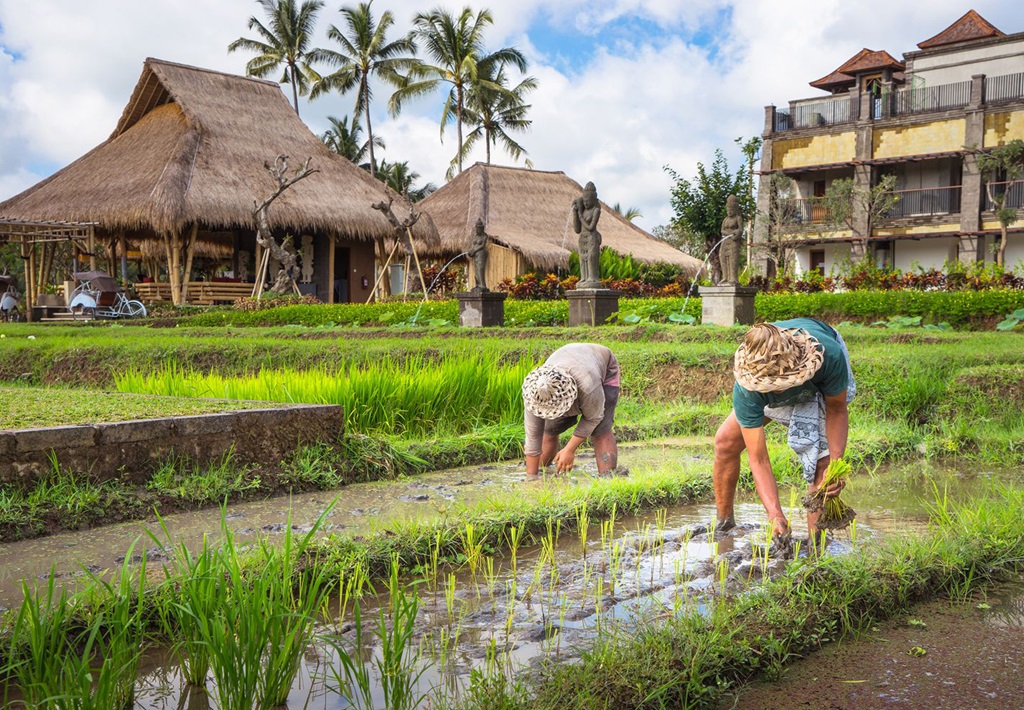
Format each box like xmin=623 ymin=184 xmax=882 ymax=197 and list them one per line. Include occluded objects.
xmin=1 ymin=1 xmax=1023 ymax=231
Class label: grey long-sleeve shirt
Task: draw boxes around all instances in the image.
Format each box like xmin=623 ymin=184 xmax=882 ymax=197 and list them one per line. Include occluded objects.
xmin=523 ymin=343 xmax=620 ymax=456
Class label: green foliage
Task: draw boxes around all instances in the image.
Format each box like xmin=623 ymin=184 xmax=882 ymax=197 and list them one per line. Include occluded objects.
xmin=666 ymin=149 xmax=753 ymax=251
xmin=147 ymin=449 xmax=261 ymax=504
xmin=996 ymin=307 xmax=1024 ymax=331
xmin=756 ymin=290 xmax=1024 ymax=327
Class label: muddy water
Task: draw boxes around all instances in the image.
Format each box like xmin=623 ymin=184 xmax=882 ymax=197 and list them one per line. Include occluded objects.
xmin=1 ymin=443 xmax=1014 ymax=709
xmin=122 ymin=454 xmax=1000 ymax=709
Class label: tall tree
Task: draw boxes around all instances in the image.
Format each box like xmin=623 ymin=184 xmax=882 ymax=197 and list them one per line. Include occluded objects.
xmin=975 ymin=139 xmax=1024 ymax=267
xmin=666 ymin=150 xmax=753 ymax=280
xmin=320 ymin=114 xmax=383 ymax=168
xmin=376 ymin=160 xmax=437 ymax=202
xmin=392 ymin=7 xmax=527 ymax=175
xmin=310 ymin=1 xmax=416 ymax=175
xmin=228 ymin=0 xmax=325 ymax=117
xmin=451 ymin=63 xmax=536 ymax=178
xmin=821 ymin=174 xmax=899 ymax=259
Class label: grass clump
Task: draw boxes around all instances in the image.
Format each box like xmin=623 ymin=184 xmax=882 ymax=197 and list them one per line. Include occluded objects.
xmin=147 ymin=449 xmax=260 ymax=504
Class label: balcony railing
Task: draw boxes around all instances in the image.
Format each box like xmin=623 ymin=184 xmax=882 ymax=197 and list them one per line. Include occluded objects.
xmin=888 ymin=80 xmax=971 ymax=117
xmin=780 ymin=197 xmax=834 ymax=225
xmin=984 ymin=180 xmax=1024 ymax=211
xmin=775 ymin=95 xmax=853 ymax=132
xmin=985 ymin=72 xmax=1024 ymax=104
xmin=885 ymin=186 xmax=961 ymax=218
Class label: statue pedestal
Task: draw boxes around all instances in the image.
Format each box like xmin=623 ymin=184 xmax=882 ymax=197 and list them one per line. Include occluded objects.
xmin=456 ymin=291 xmax=507 ymax=327
xmin=567 ymin=289 xmax=621 ymax=326
xmin=698 ymin=285 xmax=757 ymax=327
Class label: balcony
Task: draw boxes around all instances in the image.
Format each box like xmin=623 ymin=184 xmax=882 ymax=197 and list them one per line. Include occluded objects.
xmin=885 ymin=186 xmax=961 ymax=218
xmin=985 ymin=72 xmax=1024 ymax=104
xmin=885 ymin=81 xmax=971 ymax=118
xmin=984 ymin=180 xmax=1024 ymax=211
xmin=774 ymin=95 xmax=853 ymax=132
xmin=780 ymin=197 xmax=834 ymax=226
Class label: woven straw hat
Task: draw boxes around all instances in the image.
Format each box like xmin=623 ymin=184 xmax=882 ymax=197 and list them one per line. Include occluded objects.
xmin=522 ymin=366 xmax=578 ymax=419
xmin=734 ymin=323 xmax=824 ymax=393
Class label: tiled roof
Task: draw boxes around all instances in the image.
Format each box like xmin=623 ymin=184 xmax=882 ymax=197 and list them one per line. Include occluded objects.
xmin=917 ymin=10 xmax=1004 ymax=49
xmin=810 ymin=49 xmax=905 ymax=90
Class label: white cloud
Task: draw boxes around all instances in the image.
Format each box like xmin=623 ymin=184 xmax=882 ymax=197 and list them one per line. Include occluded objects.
xmin=2 ymin=0 xmax=1024 ymax=232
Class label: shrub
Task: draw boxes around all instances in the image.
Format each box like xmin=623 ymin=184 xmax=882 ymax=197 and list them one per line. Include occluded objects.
xmin=233 ymin=293 xmax=320 ymax=311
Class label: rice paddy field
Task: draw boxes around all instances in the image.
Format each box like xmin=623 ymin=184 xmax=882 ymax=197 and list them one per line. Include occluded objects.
xmin=1 ymin=320 xmax=1024 ymax=708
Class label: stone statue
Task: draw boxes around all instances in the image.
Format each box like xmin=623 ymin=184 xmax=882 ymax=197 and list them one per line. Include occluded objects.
xmin=718 ymin=194 xmax=744 ymax=285
xmin=467 ymin=219 xmax=490 ymax=291
xmin=572 ymin=181 xmax=602 ymax=289
xmin=300 ymin=235 xmax=314 ymax=283
xmin=238 ymin=250 xmax=250 ymax=281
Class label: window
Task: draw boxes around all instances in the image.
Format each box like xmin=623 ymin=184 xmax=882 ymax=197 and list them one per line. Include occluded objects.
xmin=809 ymin=249 xmax=826 ymax=276
xmin=874 ymin=241 xmax=894 ymax=269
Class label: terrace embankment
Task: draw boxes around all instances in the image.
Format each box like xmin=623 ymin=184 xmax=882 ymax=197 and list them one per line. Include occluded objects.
xmin=0 ymin=404 xmax=342 ymax=485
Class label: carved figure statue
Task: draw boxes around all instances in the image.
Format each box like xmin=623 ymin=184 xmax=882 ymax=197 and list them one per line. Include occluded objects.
xmin=300 ymin=235 xmax=314 ymax=283
xmin=238 ymin=250 xmax=250 ymax=281
xmin=467 ymin=219 xmax=490 ymax=291
xmin=718 ymin=194 xmax=744 ymax=285
xmin=572 ymin=181 xmax=602 ymax=288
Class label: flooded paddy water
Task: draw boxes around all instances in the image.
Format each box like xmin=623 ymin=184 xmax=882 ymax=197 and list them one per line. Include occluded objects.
xmin=1 ymin=440 xmax=1018 ymax=708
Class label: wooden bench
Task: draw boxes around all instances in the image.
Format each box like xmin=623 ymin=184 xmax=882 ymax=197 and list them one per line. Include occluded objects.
xmin=134 ymin=282 xmax=254 ymax=305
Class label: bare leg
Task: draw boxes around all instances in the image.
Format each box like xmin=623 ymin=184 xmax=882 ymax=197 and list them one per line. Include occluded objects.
xmin=713 ymin=412 xmax=745 ymax=530
xmin=539 ymin=433 xmax=560 ymax=468
xmin=806 ymin=455 xmax=831 ymax=546
xmin=592 ymin=430 xmax=618 ymax=474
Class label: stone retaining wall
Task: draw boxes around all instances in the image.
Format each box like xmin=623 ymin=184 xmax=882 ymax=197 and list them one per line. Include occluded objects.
xmin=0 ymin=405 xmax=344 ymax=484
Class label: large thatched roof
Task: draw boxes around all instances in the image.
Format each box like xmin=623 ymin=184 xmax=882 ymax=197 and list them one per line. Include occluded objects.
xmin=0 ymin=58 xmax=437 ymax=244
xmin=418 ymin=163 xmax=700 ymax=274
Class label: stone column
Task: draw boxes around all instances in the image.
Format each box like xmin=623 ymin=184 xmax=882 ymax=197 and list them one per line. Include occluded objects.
xmin=698 ymin=285 xmax=757 ymax=327
xmin=456 ymin=291 xmax=507 ymax=327
xmin=960 ymin=77 xmax=986 ymax=262
xmin=567 ymin=289 xmax=621 ymax=327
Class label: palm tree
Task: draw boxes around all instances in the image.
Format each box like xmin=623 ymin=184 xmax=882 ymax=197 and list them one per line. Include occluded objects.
xmin=612 ymin=203 xmax=644 ymax=222
xmin=320 ymin=114 xmax=383 ymax=168
xmin=310 ymin=2 xmax=416 ymax=175
xmin=376 ymin=160 xmax=437 ymax=202
xmin=449 ymin=64 xmax=536 ymax=179
xmin=228 ymin=0 xmax=324 ymax=117
xmin=392 ymin=7 xmax=527 ymax=175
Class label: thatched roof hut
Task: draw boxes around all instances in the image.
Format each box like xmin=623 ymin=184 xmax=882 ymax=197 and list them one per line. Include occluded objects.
xmin=418 ymin=163 xmax=701 ymax=278
xmin=0 ymin=58 xmax=437 ymax=244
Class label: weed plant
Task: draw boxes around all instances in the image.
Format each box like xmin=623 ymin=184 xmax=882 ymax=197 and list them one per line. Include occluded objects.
xmin=147 ymin=449 xmax=260 ymax=504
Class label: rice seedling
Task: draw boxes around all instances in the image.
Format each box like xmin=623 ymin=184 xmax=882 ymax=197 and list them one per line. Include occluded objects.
xmin=804 ymin=458 xmax=856 ymax=530
xmin=505 ymin=523 xmax=525 ymax=577
xmin=576 ymin=502 xmax=590 ymax=559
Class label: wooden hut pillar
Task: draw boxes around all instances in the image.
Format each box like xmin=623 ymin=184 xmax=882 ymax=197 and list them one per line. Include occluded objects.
xmin=180 ymin=223 xmax=198 ymax=304
xmin=21 ymin=236 xmax=35 ymax=322
xmin=119 ymin=231 xmax=128 ymax=284
xmin=88 ymin=226 xmax=96 ymax=271
xmin=328 ymin=236 xmax=336 ymax=304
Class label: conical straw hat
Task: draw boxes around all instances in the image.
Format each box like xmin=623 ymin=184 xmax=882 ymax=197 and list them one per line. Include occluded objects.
xmin=734 ymin=323 xmax=824 ymax=393
xmin=522 ymin=365 xmax=578 ymax=419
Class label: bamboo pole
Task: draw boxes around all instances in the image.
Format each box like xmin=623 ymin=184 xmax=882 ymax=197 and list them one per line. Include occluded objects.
xmin=367 ymin=239 xmax=402 ymax=303
xmin=119 ymin=231 xmax=128 ymax=285
xmin=88 ymin=226 xmax=96 ymax=271
xmin=181 ymin=223 xmax=198 ymax=304
xmin=407 ymin=228 xmax=428 ymax=301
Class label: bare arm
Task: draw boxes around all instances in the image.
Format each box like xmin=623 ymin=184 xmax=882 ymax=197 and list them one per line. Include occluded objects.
xmin=823 ymin=391 xmax=849 ymax=462
xmin=739 ymin=425 xmax=788 ymax=532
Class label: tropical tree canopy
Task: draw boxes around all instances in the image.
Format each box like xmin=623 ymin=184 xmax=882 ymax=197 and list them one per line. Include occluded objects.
xmin=228 ymin=0 xmax=325 ymax=117
xmin=320 ymin=114 xmax=383 ymax=169
xmin=666 ymin=150 xmax=753 ymax=251
xmin=310 ymin=1 xmax=416 ymax=174
xmin=392 ymin=7 xmax=528 ymax=175
xmin=377 ymin=160 xmax=437 ymax=202
xmin=451 ymin=63 xmax=536 ymax=178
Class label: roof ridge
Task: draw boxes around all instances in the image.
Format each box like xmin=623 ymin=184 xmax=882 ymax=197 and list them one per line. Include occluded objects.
xmin=145 ymin=57 xmax=280 ymax=87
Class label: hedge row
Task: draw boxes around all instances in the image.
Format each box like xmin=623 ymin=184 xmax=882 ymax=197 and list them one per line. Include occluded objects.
xmin=176 ymin=290 xmax=1024 ymax=329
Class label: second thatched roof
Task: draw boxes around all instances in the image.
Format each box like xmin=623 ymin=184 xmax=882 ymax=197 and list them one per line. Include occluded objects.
xmin=0 ymin=58 xmax=437 ymax=245
xmin=418 ymin=163 xmax=700 ymax=274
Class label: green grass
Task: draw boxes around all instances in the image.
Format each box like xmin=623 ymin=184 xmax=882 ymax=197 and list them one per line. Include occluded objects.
xmin=0 ymin=385 xmax=262 ymax=430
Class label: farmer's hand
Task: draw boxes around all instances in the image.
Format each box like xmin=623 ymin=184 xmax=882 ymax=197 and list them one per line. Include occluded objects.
xmin=818 ymin=477 xmax=846 ymax=500
xmin=553 ymin=447 xmax=575 ymax=473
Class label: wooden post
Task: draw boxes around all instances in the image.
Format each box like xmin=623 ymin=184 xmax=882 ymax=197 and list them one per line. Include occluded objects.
xmin=21 ymin=236 xmax=34 ymax=322
xmin=180 ymin=223 xmax=198 ymax=303
xmin=367 ymin=239 xmax=401 ymax=303
xmin=328 ymin=236 xmax=336 ymax=304
xmin=88 ymin=226 xmax=97 ymax=271
xmin=407 ymin=228 xmax=428 ymax=300
xmin=119 ymin=231 xmax=128 ymax=284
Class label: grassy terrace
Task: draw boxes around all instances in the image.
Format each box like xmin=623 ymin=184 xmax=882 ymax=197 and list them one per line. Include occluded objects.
xmin=0 ymin=386 xmax=265 ymax=430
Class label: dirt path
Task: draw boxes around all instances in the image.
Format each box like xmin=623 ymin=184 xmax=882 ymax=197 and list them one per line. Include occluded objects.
xmin=729 ymin=581 xmax=1024 ymax=709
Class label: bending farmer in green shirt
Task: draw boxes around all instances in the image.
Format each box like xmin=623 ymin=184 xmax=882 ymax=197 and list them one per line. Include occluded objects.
xmin=713 ymin=319 xmax=855 ymax=548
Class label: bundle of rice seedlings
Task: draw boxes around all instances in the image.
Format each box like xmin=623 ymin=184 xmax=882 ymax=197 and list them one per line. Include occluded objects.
xmin=801 ymin=457 xmax=856 ymax=530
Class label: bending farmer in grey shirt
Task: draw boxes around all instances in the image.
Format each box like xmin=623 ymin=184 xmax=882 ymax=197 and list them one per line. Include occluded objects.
xmin=521 ymin=343 xmax=620 ymax=477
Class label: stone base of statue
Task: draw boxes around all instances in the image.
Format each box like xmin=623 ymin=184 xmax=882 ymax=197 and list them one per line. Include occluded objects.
xmin=567 ymin=289 xmax=621 ymax=327
xmin=456 ymin=290 xmax=507 ymax=327
xmin=699 ymin=285 xmax=757 ymax=327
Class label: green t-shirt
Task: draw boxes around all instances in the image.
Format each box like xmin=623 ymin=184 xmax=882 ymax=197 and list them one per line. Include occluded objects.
xmin=733 ymin=318 xmax=849 ymax=428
